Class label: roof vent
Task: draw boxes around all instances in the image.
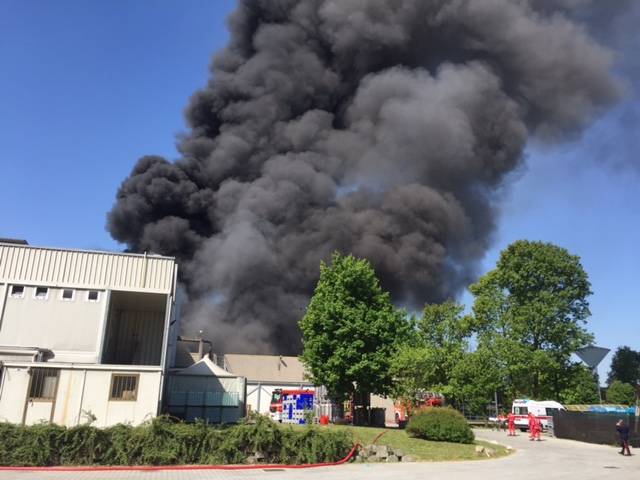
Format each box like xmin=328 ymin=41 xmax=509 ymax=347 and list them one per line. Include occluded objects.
xmin=0 ymin=238 xmax=28 ymax=245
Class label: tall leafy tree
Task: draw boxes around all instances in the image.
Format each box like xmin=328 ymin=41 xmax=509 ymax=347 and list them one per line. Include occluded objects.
xmin=470 ymin=240 xmax=593 ymax=399
xmin=607 ymin=346 xmax=640 ymax=386
xmin=606 ymin=380 xmax=637 ymax=405
xmin=390 ymin=301 xmax=470 ymax=403
xmin=299 ymin=252 xmax=409 ymax=402
xmin=559 ymin=364 xmax=600 ymax=405
xmin=389 ymin=343 xmax=435 ymax=403
xmin=449 ymin=345 xmax=505 ymax=415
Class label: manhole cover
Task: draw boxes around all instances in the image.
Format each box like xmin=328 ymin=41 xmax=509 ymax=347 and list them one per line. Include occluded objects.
xmin=263 ymin=468 xmax=285 ymax=472
xmin=603 ymin=466 xmax=620 ymax=469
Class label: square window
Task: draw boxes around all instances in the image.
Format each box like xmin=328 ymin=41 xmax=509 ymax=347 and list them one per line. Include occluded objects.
xmin=87 ymin=290 xmax=99 ymax=302
xmin=109 ymin=374 xmax=139 ymax=401
xmin=34 ymin=287 xmax=48 ymax=300
xmin=61 ymin=289 xmax=74 ymax=301
xmin=28 ymin=368 xmax=59 ymax=400
xmin=10 ymin=285 xmax=25 ymax=298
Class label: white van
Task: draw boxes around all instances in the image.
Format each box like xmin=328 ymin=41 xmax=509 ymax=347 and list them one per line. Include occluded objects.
xmin=511 ymin=399 xmax=565 ymax=431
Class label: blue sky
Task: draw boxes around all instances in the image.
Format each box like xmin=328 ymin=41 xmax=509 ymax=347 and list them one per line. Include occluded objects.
xmin=1 ymin=1 xmax=637 ymax=382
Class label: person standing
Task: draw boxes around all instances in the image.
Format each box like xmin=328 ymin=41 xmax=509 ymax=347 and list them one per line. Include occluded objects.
xmin=616 ymin=419 xmax=631 ymax=456
xmin=528 ymin=412 xmax=535 ymax=440
xmin=508 ymin=412 xmax=516 ymax=436
xmin=532 ymin=415 xmax=542 ymax=441
xmin=498 ymin=411 xmax=507 ymax=431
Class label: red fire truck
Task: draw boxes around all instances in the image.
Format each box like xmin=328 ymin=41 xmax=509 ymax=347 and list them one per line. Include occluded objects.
xmin=269 ymin=388 xmax=315 ymax=423
xmin=394 ymin=391 xmax=444 ymax=427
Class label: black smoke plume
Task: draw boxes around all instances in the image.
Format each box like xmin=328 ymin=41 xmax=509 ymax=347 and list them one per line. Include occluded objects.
xmin=108 ymin=0 xmax=623 ymax=354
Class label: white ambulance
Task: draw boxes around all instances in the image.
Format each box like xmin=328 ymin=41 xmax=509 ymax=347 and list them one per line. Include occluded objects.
xmin=511 ymin=399 xmax=565 ymax=431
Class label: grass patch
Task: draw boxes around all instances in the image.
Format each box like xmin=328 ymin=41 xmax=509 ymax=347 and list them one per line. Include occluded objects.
xmin=287 ymin=425 xmax=512 ymax=461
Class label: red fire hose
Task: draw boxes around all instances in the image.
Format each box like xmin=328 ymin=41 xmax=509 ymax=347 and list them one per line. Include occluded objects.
xmin=0 ymin=443 xmax=361 ymax=472
xmin=371 ymin=430 xmax=388 ymax=444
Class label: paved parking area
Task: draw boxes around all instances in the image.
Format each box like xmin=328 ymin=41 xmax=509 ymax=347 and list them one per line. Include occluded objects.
xmin=0 ymin=429 xmax=637 ymax=480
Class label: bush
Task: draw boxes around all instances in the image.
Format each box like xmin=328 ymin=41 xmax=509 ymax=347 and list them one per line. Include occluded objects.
xmin=406 ymin=407 xmax=474 ymax=444
xmin=0 ymin=415 xmax=353 ymax=467
xmin=606 ymin=380 xmax=637 ymax=406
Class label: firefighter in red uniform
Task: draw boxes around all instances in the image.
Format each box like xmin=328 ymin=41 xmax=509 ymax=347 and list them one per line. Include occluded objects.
xmin=528 ymin=412 xmax=535 ymax=440
xmin=532 ymin=415 xmax=542 ymax=441
xmin=507 ymin=412 xmax=516 ymax=436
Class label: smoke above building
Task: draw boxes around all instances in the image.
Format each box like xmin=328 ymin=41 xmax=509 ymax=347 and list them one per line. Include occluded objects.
xmin=107 ymin=0 xmax=623 ymax=354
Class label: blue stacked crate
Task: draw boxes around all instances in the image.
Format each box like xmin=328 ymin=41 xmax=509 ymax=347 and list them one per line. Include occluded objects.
xmin=281 ymin=393 xmax=314 ymax=424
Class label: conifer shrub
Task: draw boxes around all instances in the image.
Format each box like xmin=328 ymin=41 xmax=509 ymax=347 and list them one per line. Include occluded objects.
xmin=0 ymin=415 xmax=352 ymax=466
xmin=406 ymin=407 xmax=474 ymax=444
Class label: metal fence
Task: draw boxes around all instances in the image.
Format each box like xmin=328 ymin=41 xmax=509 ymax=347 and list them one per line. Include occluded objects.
xmin=552 ymin=411 xmax=640 ymax=447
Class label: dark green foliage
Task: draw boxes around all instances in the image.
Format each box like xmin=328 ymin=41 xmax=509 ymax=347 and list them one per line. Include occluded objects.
xmin=0 ymin=415 xmax=352 ymax=467
xmin=0 ymin=422 xmax=66 ymax=466
xmin=406 ymin=408 xmax=474 ymax=444
xmin=300 ymin=252 xmax=410 ymax=401
xmin=280 ymin=426 xmax=352 ymax=464
xmin=559 ymin=364 xmax=600 ymax=405
xmin=607 ymin=346 xmax=640 ymax=386
xmin=470 ymin=240 xmax=594 ymax=400
xmin=606 ymin=380 xmax=637 ymax=406
xmin=390 ymin=301 xmax=472 ymax=406
xmin=60 ymin=424 xmax=110 ymax=465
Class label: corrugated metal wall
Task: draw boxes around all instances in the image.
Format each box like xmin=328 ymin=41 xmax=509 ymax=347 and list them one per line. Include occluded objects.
xmin=0 ymin=244 xmax=175 ymax=294
xmin=104 ymin=309 xmax=165 ymax=366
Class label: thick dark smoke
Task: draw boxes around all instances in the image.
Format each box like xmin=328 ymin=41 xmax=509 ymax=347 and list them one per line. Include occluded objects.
xmin=108 ymin=0 xmax=624 ymax=354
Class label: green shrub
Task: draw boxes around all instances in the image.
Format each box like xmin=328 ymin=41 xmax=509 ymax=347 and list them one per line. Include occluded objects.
xmin=280 ymin=426 xmax=352 ymax=464
xmin=59 ymin=424 xmax=110 ymax=465
xmin=0 ymin=415 xmax=353 ymax=467
xmin=406 ymin=407 xmax=474 ymax=444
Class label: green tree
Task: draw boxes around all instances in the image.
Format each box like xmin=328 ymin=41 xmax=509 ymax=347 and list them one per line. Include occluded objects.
xmin=389 ymin=344 xmax=436 ymax=403
xmin=559 ymin=365 xmax=600 ymax=405
xmin=607 ymin=346 xmax=640 ymax=386
xmin=470 ymin=240 xmax=594 ymax=399
xmin=389 ymin=301 xmax=470 ymax=403
xmin=606 ymin=380 xmax=637 ymax=406
xmin=449 ymin=346 xmax=505 ymax=415
xmin=299 ymin=252 xmax=409 ymax=402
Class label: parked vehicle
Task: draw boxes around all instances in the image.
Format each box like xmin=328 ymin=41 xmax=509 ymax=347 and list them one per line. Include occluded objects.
xmin=269 ymin=389 xmax=315 ymax=424
xmin=511 ymin=399 xmax=565 ymax=431
xmin=394 ymin=391 xmax=444 ymax=428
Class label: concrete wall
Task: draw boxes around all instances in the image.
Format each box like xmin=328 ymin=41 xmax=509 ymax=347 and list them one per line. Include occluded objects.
xmin=0 ymin=366 xmax=30 ymax=423
xmin=0 ymin=286 xmax=107 ymax=363
xmin=0 ymin=365 xmax=161 ymax=427
xmin=371 ymin=394 xmax=396 ymax=425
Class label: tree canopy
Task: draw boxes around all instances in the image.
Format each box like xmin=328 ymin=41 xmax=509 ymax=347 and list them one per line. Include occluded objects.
xmin=558 ymin=365 xmax=600 ymax=405
xmin=607 ymin=346 xmax=640 ymax=386
xmin=299 ymin=252 xmax=409 ymax=401
xmin=469 ymin=240 xmax=593 ymax=400
xmin=606 ymin=380 xmax=637 ymax=406
xmin=390 ymin=301 xmax=470 ymax=403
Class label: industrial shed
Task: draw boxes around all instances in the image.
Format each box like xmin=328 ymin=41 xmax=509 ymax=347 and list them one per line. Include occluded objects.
xmin=222 ymin=354 xmax=313 ymax=415
xmin=0 ymin=241 xmax=182 ymax=427
xmin=165 ymin=356 xmax=246 ymax=423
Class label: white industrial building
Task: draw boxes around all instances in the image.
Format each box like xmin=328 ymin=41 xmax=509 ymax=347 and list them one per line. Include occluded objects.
xmin=0 ymin=240 xmax=182 ymax=427
xmin=222 ymin=354 xmax=313 ymax=415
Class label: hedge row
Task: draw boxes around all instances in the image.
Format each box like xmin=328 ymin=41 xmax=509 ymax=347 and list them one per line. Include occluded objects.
xmin=406 ymin=407 xmax=475 ymax=444
xmin=0 ymin=415 xmax=353 ymax=466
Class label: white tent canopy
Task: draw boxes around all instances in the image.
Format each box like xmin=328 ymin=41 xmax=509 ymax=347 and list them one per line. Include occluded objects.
xmin=174 ymin=356 xmax=236 ymax=377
